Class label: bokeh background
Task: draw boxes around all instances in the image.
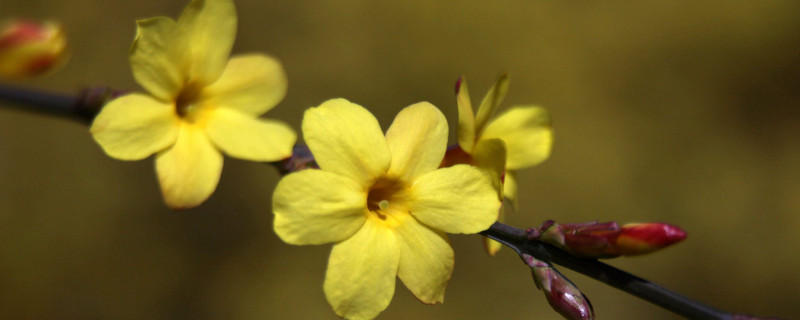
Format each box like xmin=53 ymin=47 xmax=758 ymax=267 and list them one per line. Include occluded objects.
xmin=2 ymin=1 xmax=800 ymax=319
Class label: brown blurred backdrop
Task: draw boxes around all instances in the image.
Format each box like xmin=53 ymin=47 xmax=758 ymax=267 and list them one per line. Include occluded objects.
xmin=2 ymin=1 xmax=800 ymax=319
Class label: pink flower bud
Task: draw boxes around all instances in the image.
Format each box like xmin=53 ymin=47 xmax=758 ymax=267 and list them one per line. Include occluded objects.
xmin=523 ymin=254 xmax=594 ymax=320
xmin=0 ymin=19 xmax=68 ymax=79
xmin=611 ymin=223 xmax=687 ymax=256
xmin=539 ymin=220 xmax=616 ymax=258
xmin=537 ymin=220 xmax=687 ymax=258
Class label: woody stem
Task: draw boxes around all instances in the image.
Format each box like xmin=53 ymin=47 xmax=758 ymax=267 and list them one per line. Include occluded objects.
xmin=0 ymin=85 xmax=108 ymax=123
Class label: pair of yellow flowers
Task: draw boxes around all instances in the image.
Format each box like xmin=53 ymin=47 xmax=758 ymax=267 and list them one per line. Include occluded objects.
xmin=89 ymin=0 xmax=552 ymax=319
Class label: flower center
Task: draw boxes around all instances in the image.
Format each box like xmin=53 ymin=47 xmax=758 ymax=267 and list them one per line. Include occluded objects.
xmin=366 ymin=178 xmax=405 ymax=222
xmin=175 ymin=82 xmax=205 ymax=122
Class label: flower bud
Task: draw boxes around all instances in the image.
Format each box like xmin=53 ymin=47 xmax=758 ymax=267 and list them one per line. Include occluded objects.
xmin=0 ymin=19 xmax=68 ymax=79
xmin=537 ymin=220 xmax=687 ymax=258
xmin=523 ymin=254 xmax=594 ymax=320
xmin=612 ymin=223 xmax=687 ymax=256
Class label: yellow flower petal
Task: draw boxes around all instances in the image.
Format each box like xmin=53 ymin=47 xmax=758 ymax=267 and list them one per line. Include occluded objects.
xmin=504 ymin=170 xmax=518 ymax=210
xmin=303 ymin=99 xmax=390 ymax=187
xmin=409 ymin=165 xmax=500 ymax=234
xmin=455 ymin=77 xmax=476 ymax=153
xmin=202 ymin=54 xmax=287 ymax=115
xmin=483 ymin=236 xmax=503 ymax=256
xmin=273 ymin=169 xmax=367 ymax=245
xmin=473 ymin=139 xmax=509 ymax=257
xmin=474 ymin=73 xmax=509 ymax=136
xmin=483 ymin=205 xmax=506 ymax=256
xmin=481 ymin=106 xmax=553 ymax=170
xmin=129 ymin=17 xmax=188 ymax=101
xmin=395 ymin=217 xmax=453 ymax=304
xmin=178 ymin=0 xmax=236 ymax=85
xmin=205 ymin=107 xmax=296 ymax=161
xmin=385 ymin=102 xmax=448 ymax=182
xmin=155 ymin=123 xmax=222 ymax=209
xmin=472 ymin=138 xmax=507 ymax=201
xmin=324 ymin=220 xmax=398 ymax=320
xmin=90 ymin=94 xmax=180 ymax=160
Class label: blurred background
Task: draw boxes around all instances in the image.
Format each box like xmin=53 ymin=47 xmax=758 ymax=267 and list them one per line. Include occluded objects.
xmin=2 ymin=1 xmax=800 ymax=319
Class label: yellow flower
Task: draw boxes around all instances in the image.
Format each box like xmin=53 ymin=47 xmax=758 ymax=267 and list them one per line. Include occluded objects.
xmin=273 ymin=99 xmax=500 ymax=320
xmin=90 ymin=0 xmax=296 ymax=209
xmin=0 ymin=19 xmax=67 ymax=78
xmin=455 ymin=74 xmax=553 ymax=255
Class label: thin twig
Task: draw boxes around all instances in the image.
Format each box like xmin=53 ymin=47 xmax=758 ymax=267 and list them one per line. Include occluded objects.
xmin=0 ymin=85 xmax=110 ymax=123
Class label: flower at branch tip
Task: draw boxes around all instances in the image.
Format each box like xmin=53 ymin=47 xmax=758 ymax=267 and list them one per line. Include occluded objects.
xmin=0 ymin=19 xmax=67 ymax=78
xmin=522 ymin=254 xmax=594 ymax=320
xmin=537 ymin=220 xmax=687 ymax=258
xmin=272 ymin=99 xmax=501 ymax=319
xmin=614 ymin=222 xmax=688 ymax=256
xmin=90 ymin=0 xmax=296 ymax=209
xmin=448 ymin=74 xmax=553 ymax=255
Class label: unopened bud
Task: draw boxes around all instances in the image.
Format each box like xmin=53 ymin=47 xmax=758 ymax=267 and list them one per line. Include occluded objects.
xmin=536 ymin=220 xmax=687 ymax=258
xmin=612 ymin=223 xmax=687 ymax=256
xmin=539 ymin=221 xmax=614 ymax=258
xmin=523 ymin=254 xmax=594 ymax=320
xmin=0 ymin=19 xmax=68 ymax=79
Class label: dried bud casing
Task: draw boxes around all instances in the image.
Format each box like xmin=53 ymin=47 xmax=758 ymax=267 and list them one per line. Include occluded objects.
xmin=278 ymin=144 xmax=319 ymax=174
xmin=0 ymin=20 xmax=67 ymax=79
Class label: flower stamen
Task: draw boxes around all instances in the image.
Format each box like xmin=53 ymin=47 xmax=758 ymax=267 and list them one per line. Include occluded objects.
xmin=175 ymin=82 xmax=204 ymax=120
xmin=378 ymin=200 xmax=389 ymax=211
xmin=367 ymin=178 xmax=403 ymax=222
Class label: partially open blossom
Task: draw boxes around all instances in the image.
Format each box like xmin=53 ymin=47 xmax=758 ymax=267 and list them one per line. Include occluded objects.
xmin=536 ymin=220 xmax=687 ymax=258
xmin=0 ymin=19 xmax=67 ymax=78
xmin=448 ymin=74 xmax=553 ymax=255
xmin=90 ymin=0 xmax=296 ymax=209
xmin=273 ymin=99 xmax=500 ymax=319
xmin=523 ymin=254 xmax=594 ymax=320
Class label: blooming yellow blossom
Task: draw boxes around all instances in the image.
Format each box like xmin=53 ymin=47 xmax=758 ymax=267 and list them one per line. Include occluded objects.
xmin=90 ymin=0 xmax=296 ymax=209
xmin=0 ymin=19 xmax=67 ymax=78
xmin=273 ymin=99 xmax=501 ymax=320
xmin=455 ymin=74 xmax=553 ymax=255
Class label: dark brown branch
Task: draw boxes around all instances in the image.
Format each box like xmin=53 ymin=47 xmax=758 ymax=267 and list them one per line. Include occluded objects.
xmin=0 ymin=85 xmax=116 ymax=123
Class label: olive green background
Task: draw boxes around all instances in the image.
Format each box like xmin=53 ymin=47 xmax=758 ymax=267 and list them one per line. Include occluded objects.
xmin=2 ymin=1 xmax=799 ymax=319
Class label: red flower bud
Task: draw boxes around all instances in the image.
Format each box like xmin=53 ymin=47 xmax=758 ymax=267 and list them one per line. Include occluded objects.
xmin=537 ymin=220 xmax=687 ymax=258
xmin=0 ymin=19 xmax=68 ymax=79
xmin=611 ymin=223 xmax=687 ymax=256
